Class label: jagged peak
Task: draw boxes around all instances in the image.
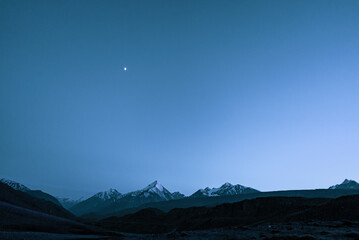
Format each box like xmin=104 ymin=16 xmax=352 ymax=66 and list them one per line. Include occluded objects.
xmin=172 ymin=191 xmax=186 ymax=199
xmin=123 ymin=180 xmax=174 ymax=200
xmin=142 ymin=180 xmax=164 ymax=192
xmin=94 ymin=188 xmax=122 ymax=200
xmin=342 ymin=179 xmax=356 ymax=184
xmin=172 ymin=191 xmax=183 ymax=195
xmin=329 ymin=179 xmax=359 ymax=190
xmin=192 ymin=182 xmax=259 ymax=197
xmin=0 ymin=178 xmax=30 ymax=192
xmin=108 ymin=188 xmax=119 ymax=193
xmin=221 ymin=182 xmax=233 ymax=188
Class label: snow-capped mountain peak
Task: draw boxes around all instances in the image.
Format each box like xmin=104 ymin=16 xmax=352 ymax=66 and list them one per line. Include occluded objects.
xmin=142 ymin=180 xmax=164 ymax=192
xmin=94 ymin=188 xmax=123 ymax=201
xmin=343 ymin=179 xmax=354 ymax=185
xmin=329 ymin=179 xmax=359 ymax=190
xmin=0 ymin=178 xmax=30 ymax=192
xmin=191 ymin=182 xmax=259 ymax=198
xmin=126 ymin=180 xmax=174 ymax=200
xmin=222 ymin=182 xmax=233 ymax=187
xmin=70 ymin=181 xmax=185 ymax=216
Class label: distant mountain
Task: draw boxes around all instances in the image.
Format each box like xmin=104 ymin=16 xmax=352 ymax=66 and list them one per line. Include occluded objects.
xmin=57 ymin=196 xmax=85 ymax=209
xmin=172 ymin=191 xmax=186 ymax=199
xmin=0 ymin=178 xmax=62 ymax=206
xmin=69 ymin=188 xmax=123 ymax=216
xmin=122 ymin=181 xmax=175 ymax=201
xmin=78 ymin=182 xmax=259 ymax=219
xmin=94 ymin=188 xmax=123 ymax=201
xmin=95 ymin=188 xmax=359 ymax=220
xmin=0 ymin=178 xmax=30 ymax=191
xmin=329 ymin=179 xmax=359 ymax=190
xmin=190 ymin=182 xmax=259 ymax=198
xmin=70 ymin=181 xmax=185 ymax=216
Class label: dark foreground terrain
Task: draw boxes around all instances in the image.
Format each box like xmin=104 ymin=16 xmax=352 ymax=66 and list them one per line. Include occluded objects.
xmin=119 ymin=221 xmax=359 ymax=240
xmin=98 ymin=195 xmax=359 ymax=233
xmin=2 ymin=221 xmax=359 ymax=240
xmin=95 ymin=195 xmax=359 ymax=239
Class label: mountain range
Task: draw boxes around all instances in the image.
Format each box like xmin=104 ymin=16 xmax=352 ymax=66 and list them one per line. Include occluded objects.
xmin=2 ymin=178 xmax=359 ymax=219
xmin=3 ymin=177 xmax=359 ymax=239
xmin=71 ymin=179 xmax=359 ymax=218
xmin=70 ymin=181 xmax=186 ymax=216
xmin=190 ymin=182 xmax=259 ymax=198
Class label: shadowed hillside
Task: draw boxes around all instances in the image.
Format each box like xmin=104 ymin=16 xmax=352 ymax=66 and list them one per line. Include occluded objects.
xmin=0 ymin=182 xmax=74 ymax=219
xmin=97 ymin=195 xmax=359 ymax=234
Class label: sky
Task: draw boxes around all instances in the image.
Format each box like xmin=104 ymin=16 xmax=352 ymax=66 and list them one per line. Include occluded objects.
xmin=0 ymin=0 xmax=358 ymax=198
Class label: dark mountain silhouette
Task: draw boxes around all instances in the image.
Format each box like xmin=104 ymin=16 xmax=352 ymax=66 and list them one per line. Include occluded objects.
xmin=0 ymin=178 xmax=62 ymax=206
xmin=1 ymin=201 xmax=101 ymax=234
xmin=0 ymin=181 xmax=74 ymax=219
xmin=0 ymin=182 xmax=123 ymax=238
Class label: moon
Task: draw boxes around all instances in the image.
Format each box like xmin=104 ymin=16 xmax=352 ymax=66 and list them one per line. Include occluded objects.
xmin=124 ymin=67 xmax=127 ymax=71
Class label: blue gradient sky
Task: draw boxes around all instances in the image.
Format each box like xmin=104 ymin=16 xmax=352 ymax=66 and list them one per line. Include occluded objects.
xmin=1 ymin=0 xmax=358 ymax=198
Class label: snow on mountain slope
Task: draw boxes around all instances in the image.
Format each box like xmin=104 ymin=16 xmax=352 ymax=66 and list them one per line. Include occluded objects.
xmin=0 ymin=178 xmax=62 ymax=206
xmin=125 ymin=181 xmax=174 ymax=200
xmin=69 ymin=188 xmax=124 ymax=216
xmin=190 ymin=182 xmax=259 ymax=198
xmin=329 ymin=179 xmax=359 ymax=190
xmin=94 ymin=188 xmax=123 ymax=201
xmin=70 ymin=181 xmax=185 ymax=216
xmin=0 ymin=178 xmax=30 ymax=192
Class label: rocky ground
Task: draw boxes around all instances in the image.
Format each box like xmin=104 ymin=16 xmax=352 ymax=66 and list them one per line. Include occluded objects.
xmin=2 ymin=221 xmax=359 ymax=239
xmin=121 ymin=221 xmax=359 ymax=240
